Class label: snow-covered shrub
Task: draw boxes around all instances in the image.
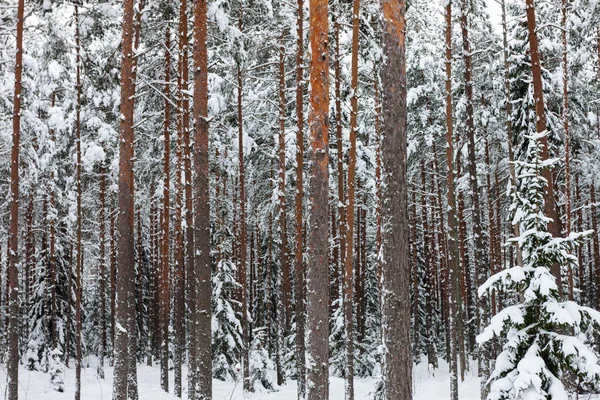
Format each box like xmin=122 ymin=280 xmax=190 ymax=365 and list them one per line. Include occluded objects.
xmin=249 ymin=327 xmax=276 ymax=392
xmin=48 ymin=347 xmax=65 ymax=392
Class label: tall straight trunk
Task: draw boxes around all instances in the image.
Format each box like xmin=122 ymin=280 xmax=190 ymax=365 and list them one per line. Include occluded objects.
xmin=148 ymin=187 xmax=156 ymax=366
xmin=422 ymin=162 xmax=437 ymax=369
xmin=443 ymin=2 xmax=459 ymax=399
xmin=576 ymin=175 xmax=584 ymax=302
xmin=374 ymin=78 xmax=382 ymax=295
xmin=236 ymin=6 xmax=250 ymax=392
xmin=25 ymin=196 xmax=34 ymax=338
xmin=501 ymin=0 xmax=522 ymax=266
xmin=192 ymin=0 xmax=212 ymax=397
xmin=588 ymin=199 xmax=596 ymax=307
xmin=344 ymin=0 xmax=360 ymax=397
xmin=591 ymin=185 xmax=600 ymax=307
xmin=112 ymin=0 xmax=137 ymax=393
xmin=110 ymin=210 xmax=117 ymax=360
xmin=278 ymin=33 xmax=292 ymax=332
xmin=562 ymin=0 xmax=573 ymax=300
xmin=431 ymin=142 xmax=448 ymax=325
xmin=173 ymin=12 xmax=187 ymax=396
xmin=179 ymin=0 xmax=196 ymax=392
xmin=75 ymin=7 xmax=83 ymax=400
xmin=334 ymin=15 xmax=346 ymax=301
xmin=160 ymin=26 xmax=171 ymax=393
xmin=455 ymin=157 xmax=467 ymax=378
xmin=458 ymin=189 xmax=474 ymax=352
xmin=49 ymin=174 xmax=56 ymax=353
xmin=294 ymin=1 xmax=306 ymax=387
xmin=411 ymin=184 xmax=419 ymax=356
xmin=7 ymin=0 xmax=24 ymax=394
xmin=485 ymin=139 xmax=498 ymax=321
xmin=380 ymin=0 xmax=412 ymax=398
xmin=306 ymin=0 xmax=330 ymax=397
xmin=98 ymin=166 xmax=107 ymax=379
xmin=525 ymin=0 xmax=562 ymax=295
xmin=459 ymin=1 xmax=490 ymax=388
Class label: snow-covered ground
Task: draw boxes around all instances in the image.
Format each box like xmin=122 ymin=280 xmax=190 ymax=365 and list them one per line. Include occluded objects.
xmin=0 ymin=360 xmax=483 ymax=399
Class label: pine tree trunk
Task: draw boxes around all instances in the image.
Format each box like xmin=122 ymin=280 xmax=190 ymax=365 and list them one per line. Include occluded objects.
xmin=192 ymin=0 xmax=212 ymax=397
xmin=431 ymin=142 xmax=450 ymax=361
xmin=75 ymin=8 xmax=84 ymax=399
xmin=278 ymin=33 xmax=292 ymax=333
xmin=334 ymin=15 xmax=346 ymax=305
xmin=374 ymin=78 xmax=382 ymax=297
xmin=589 ymin=183 xmax=600 ymax=308
xmin=236 ymin=6 xmax=250 ymax=391
xmin=160 ymin=26 xmax=171 ymax=393
xmin=422 ymin=162 xmax=437 ymax=370
xmin=576 ymin=175 xmax=584 ymax=303
xmin=7 ymin=0 xmax=24 ymax=393
xmin=344 ymin=0 xmax=361 ymax=396
xmin=180 ymin=0 xmax=196 ymax=390
xmin=381 ymin=0 xmax=412 ymax=398
xmin=525 ymin=0 xmax=562 ymax=296
xmin=173 ymin=9 xmax=187 ymax=392
xmin=562 ymin=0 xmax=574 ymax=300
xmin=110 ymin=210 xmax=117 ymax=363
xmin=112 ymin=0 xmax=137 ymax=393
xmin=98 ymin=166 xmax=107 ymax=379
xmin=306 ymin=0 xmax=330 ymax=397
xmin=500 ymin=0 xmax=522 ymax=266
xmin=443 ymin=2 xmax=459 ymax=398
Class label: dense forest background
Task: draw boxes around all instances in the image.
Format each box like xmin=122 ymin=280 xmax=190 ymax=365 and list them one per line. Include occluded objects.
xmin=2 ymin=0 xmax=600 ymax=399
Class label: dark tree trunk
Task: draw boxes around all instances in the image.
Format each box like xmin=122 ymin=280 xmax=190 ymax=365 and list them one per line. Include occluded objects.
xmin=380 ymin=0 xmax=412 ymax=398
xmin=7 ymin=0 xmax=24 ymax=394
xmin=160 ymin=26 xmax=171 ymax=393
xmin=278 ymin=32 xmax=292 ymax=333
xmin=192 ymin=0 xmax=212 ymax=397
xmin=98 ymin=166 xmax=107 ymax=379
xmin=344 ymin=0 xmax=361 ymax=396
xmin=112 ymin=0 xmax=137 ymax=393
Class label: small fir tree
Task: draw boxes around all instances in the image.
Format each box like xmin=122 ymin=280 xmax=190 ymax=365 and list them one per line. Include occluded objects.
xmin=478 ymin=131 xmax=600 ymax=400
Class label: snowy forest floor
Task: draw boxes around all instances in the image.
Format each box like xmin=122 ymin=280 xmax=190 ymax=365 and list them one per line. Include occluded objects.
xmin=0 ymin=359 xmax=498 ymax=400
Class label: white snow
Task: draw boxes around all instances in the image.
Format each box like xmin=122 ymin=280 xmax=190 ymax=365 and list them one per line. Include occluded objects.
xmin=0 ymin=358 xmax=500 ymax=400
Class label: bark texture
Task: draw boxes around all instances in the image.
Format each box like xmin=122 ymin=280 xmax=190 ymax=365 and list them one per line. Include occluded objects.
xmin=380 ymin=0 xmax=412 ymax=398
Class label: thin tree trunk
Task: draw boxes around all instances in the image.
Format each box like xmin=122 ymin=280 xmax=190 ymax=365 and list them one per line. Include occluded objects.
xmin=173 ymin=11 xmax=187 ymax=393
xmin=500 ymin=0 xmax=522 ymax=266
xmin=236 ymin=5 xmax=250 ymax=391
xmin=334 ymin=15 xmax=346 ymax=305
xmin=160 ymin=26 xmax=171 ymax=393
xmin=98 ymin=166 xmax=107 ymax=379
xmin=422 ymin=162 xmax=438 ymax=370
xmin=75 ymin=7 xmax=84 ymax=400
xmin=344 ymin=0 xmax=361 ymax=396
xmin=179 ymin=0 xmax=196 ymax=392
xmin=112 ymin=0 xmax=137 ymax=393
xmin=306 ymin=0 xmax=330 ymax=397
xmin=375 ymin=78 xmax=382 ymax=297
xmin=562 ymin=0 xmax=574 ymax=300
xmin=192 ymin=0 xmax=212 ymax=396
xmin=444 ymin=2 xmax=459 ymax=399
xmin=7 ymin=0 xmax=24 ymax=393
xmin=380 ymin=0 xmax=412 ymax=398
xmin=589 ymin=183 xmax=600 ymax=308
xmin=110 ymin=210 xmax=117 ymax=363
xmin=278 ymin=32 xmax=292 ymax=333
